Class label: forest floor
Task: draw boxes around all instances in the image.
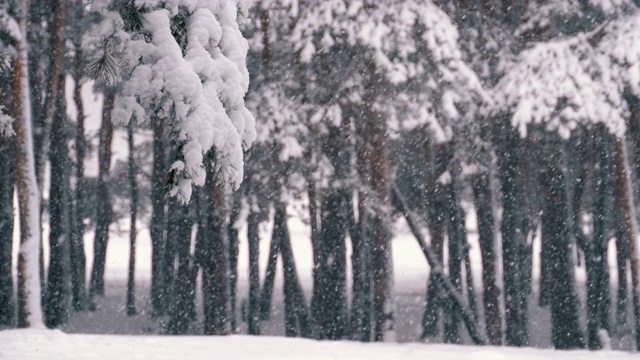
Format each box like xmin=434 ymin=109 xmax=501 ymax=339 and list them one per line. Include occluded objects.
xmin=1 ymin=327 xmax=639 ymax=360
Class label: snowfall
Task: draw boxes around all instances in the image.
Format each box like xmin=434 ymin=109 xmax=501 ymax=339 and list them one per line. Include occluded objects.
xmin=1 ymin=83 xmax=638 ymax=359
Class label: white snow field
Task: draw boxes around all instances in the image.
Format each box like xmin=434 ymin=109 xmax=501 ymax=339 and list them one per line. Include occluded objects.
xmin=0 ymin=329 xmax=637 ymax=360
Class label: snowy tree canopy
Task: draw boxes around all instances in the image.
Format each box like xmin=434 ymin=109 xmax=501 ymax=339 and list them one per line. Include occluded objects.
xmin=490 ymin=36 xmax=626 ymax=139
xmin=599 ymin=9 xmax=640 ymax=97
xmin=291 ymin=0 xmax=487 ymax=143
xmin=89 ymin=0 xmax=256 ymax=202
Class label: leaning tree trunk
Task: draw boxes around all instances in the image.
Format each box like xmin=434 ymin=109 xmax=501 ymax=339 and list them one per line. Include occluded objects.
xmin=12 ymin=2 xmax=44 ymax=326
xmin=44 ymin=74 xmax=72 ymax=328
xmin=612 ymin=135 xmax=640 ymax=351
xmin=89 ymin=90 xmax=115 ymax=303
xmin=539 ymin=135 xmax=585 ymax=350
xmin=0 ymin=133 xmax=14 ymax=326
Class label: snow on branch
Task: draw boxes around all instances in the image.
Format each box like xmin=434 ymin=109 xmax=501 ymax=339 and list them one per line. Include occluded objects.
xmin=490 ymin=36 xmax=626 ymax=139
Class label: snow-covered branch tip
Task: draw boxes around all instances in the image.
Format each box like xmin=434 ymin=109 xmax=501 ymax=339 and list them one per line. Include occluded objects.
xmin=0 ymin=107 xmax=13 ymax=137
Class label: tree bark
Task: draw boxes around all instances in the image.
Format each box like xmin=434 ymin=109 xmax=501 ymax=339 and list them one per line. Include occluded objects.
xmin=539 ymin=135 xmax=584 ymax=350
xmin=70 ymin=0 xmax=87 ymax=313
xmin=202 ymin=180 xmax=229 ymax=335
xmin=126 ymin=120 xmax=137 ymax=316
xmin=612 ymin=136 xmax=640 ymax=351
xmin=496 ymin=126 xmax=528 ymax=346
xmin=166 ymin=198 xmax=193 ymax=334
xmin=247 ymin=205 xmax=261 ymax=335
xmin=472 ymin=172 xmax=502 ymax=345
xmin=150 ymin=114 xmax=166 ymax=316
xmin=227 ymin=191 xmax=241 ymax=332
xmin=44 ymin=74 xmax=71 ymax=328
xmin=259 ymin=212 xmax=280 ymax=320
xmin=89 ymin=89 xmax=115 ymax=303
xmin=12 ymin=2 xmax=44 ymax=326
xmin=0 ymin=135 xmax=14 ymax=326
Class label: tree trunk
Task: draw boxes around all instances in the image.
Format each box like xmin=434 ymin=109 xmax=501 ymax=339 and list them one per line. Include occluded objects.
xmin=616 ymin=215 xmax=629 ymax=327
xmin=227 ymin=191 xmax=241 ymax=332
xmin=612 ymin=135 xmax=640 ymax=351
xmin=586 ymin=128 xmax=612 ymax=349
xmin=167 ymin=198 xmax=193 ymax=334
xmin=70 ymin=0 xmax=87 ymax=313
xmin=539 ymin=135 xmax=584 ymax=350
xmin=150 ymin=114 xmax=166 ymax=316
xmin=12 ymin=2 xmax=44 ymax=326
xmin=496 ymin=126 xmax=528 ymax=346
xmin=443 ymin=182 xmax=464 ymax=344
xmin=0 ymin=135 xmax=14 ymax=326
xmin=202 ymin=180 xmax=229 ymax=335
xmin=247 ymin=206 xmax=261 ymax=335
xmin=259 ymin=211 xmax=280 ymax=320
xmin=472 ymin=172 xmax=502 ymax=345
xmin=126 ymin=120 xmax=137 ymax=316
xmin=44 ymin=74 xmax=71 ymax=328
xmin=278 ymin=204 xmax=314 ymax=338
xmin=88 ymin=90 xmax=115 ymax=303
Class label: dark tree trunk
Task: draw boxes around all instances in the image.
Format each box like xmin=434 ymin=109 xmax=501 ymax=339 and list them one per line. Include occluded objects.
xmin=167 ymin=198 xmax=193 ymax=334
xmin=247 ymin=206 xmax=261 ymax=335
xmin=496 ymin=126 xmax=529 ymax=346
xmin=443 ymin=182 xmax=464 ymax=344
xmin=539 ymin=136 xmax=585 ymax=350
xmin=616 ymin=215 xmax=629 ymax=327
xmin=472 ymin=172 xmax=502 ymax=344
xmin=227 ymin=191 xmax=241 ymax=332
xmin=0 ymin=136 xmax=14 ymax=326
xmin=202 ymin=180 xmax=229 ymax=335
xmin=421 ymin=142 xmax=448 ymax=340
xmin=69 ymin=0 xmax=87 ymax=313
xmin=150 ymin=114 xmax=166 ymax=316
xmin=44 ymin=74 xmax=71 ymax=328
xmin=89 ymin=90 xmax=115 ymax=303
xmin=126 ymin=120 xmax=137 ymax=316
xmin=314 ymin=124 xmax=350 ymax=340
xmin=612 ymin=136 xmax=640 ymax=351
xmin=259 ymin=212 xmax=280 ymax=320
xmin=278 ymin=204 xmax=314 ymax=338
xmin=586 ymin=128 xmax=612 ymax=349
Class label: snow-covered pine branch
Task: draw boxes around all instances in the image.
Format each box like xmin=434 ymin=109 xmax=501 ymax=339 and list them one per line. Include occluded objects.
xmin=89 ymin=0 xmax=256 ymax=202
xmin=0 ymin=106 xmax=12 ymax=137
xmin=490 ymin=36 xmax=626 ymax=139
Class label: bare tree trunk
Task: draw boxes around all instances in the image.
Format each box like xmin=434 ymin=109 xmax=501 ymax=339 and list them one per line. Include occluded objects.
xmin=540 ymin=135 xmax=584 ymax=350
xmin=496 ymin=126 xmax=528 ymax=346
xmin=150 ymin=114 xmax=166 ymax=316
xmin=0 ymin=134 xmax=14 ymax=326
xmin=472 ymin=172 xmax=502 ymax=344
xmin=259 ymin=212 xmax=280 ymax=320
xmin=247 ymin=204 xmax=261 ymax=334
xmin=612 ymin=136 xmax=640 ymax=351
xmin=227 ymin=191 xmax=241 ymax=332
xmin=126 ymin=120 xmax=137 ymax=316
xmin=44 ymin=73 xmax=71 ymax=328
xmin=167 ymin=198 xmax=193 ymax=334
xmin=202 ymin=180 xmax=229 ymax=335
xmin=444 ymin=181 xmax=464 ymax=344
xmin=12 ymin=1 xmax=44 ymax=326
xmin=88 ymin=89 xmax=115 ymax=304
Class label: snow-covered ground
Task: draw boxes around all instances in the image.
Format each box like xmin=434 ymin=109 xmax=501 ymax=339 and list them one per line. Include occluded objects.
xmin=1 ymin=329 xmax=638 ymax=360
